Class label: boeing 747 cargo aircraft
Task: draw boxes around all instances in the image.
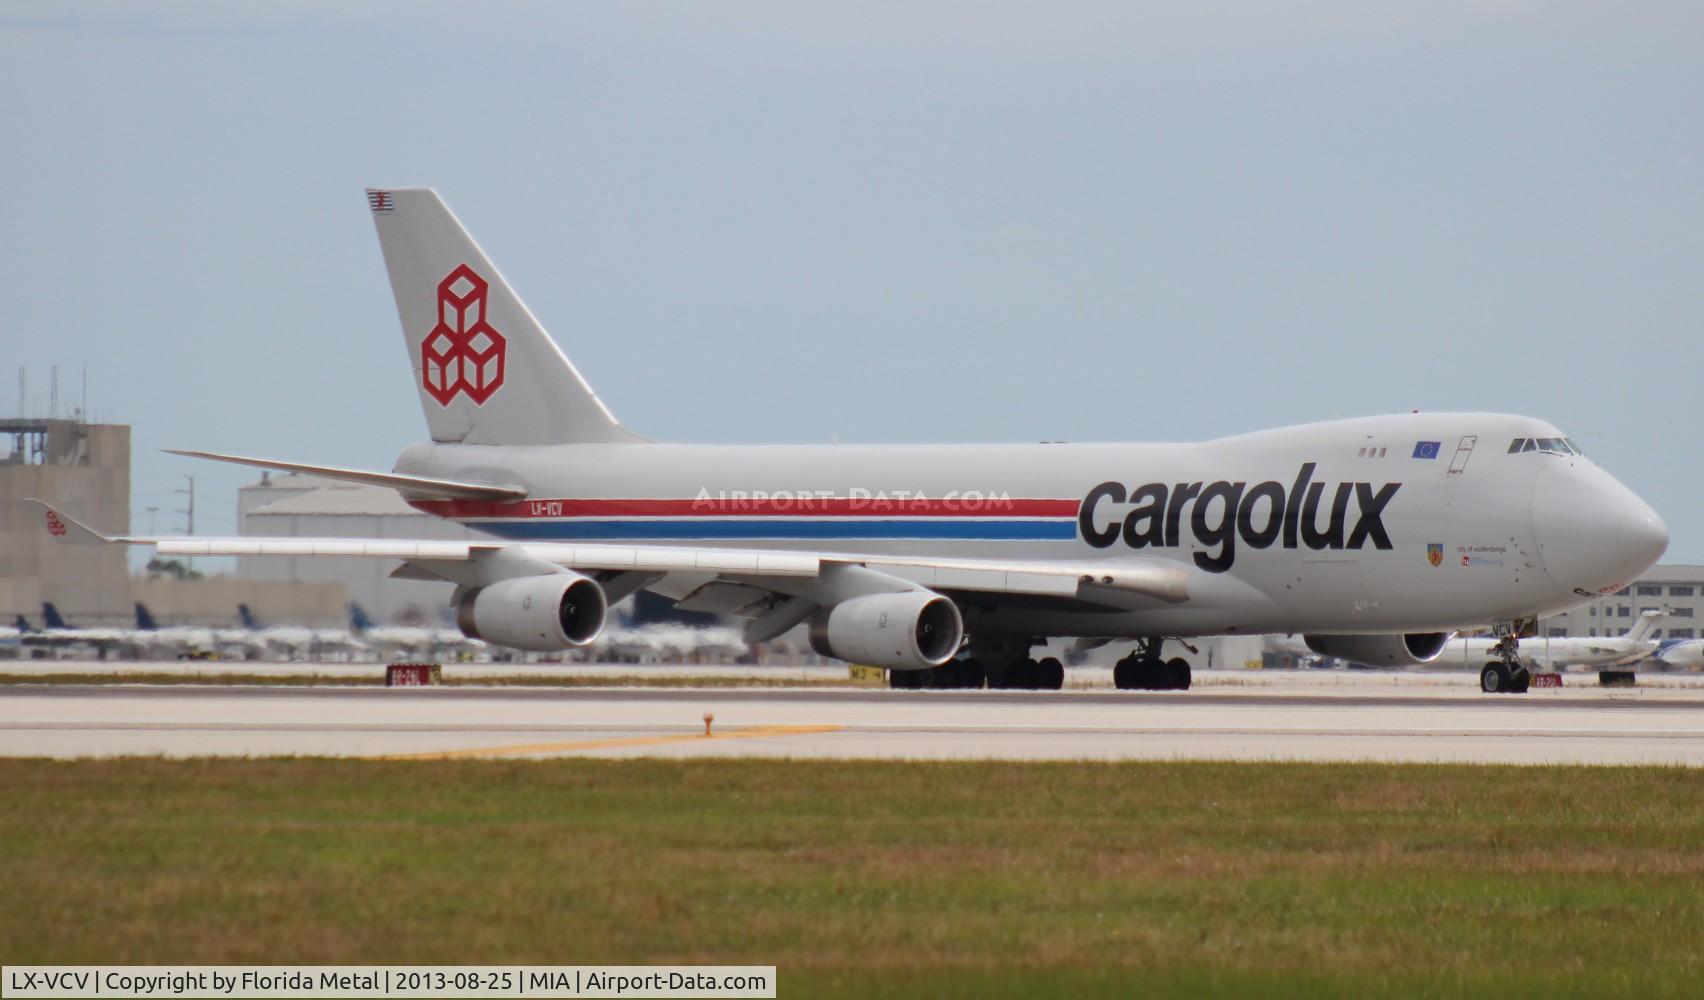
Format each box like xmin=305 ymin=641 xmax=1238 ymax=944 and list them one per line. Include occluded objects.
xmin=31 ymin=189 xmax=1669 ymax=694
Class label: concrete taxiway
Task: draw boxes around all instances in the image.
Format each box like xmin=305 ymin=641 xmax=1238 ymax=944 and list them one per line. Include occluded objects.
xmin=4 ymin=679 xmax=1704 ymax=764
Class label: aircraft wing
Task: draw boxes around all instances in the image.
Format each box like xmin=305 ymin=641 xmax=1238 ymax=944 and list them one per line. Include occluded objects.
xmin=27 ymin=499 xmax=1189 ymax=618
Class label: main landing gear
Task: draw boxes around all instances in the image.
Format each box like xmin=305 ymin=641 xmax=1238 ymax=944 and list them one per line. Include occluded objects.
xmin=1479 ymin=634 xmax=1531 ymax=694
xmin=1112 ymin=638 xmax=1192 ymax=691
xmin=888 ymin=636 xmax=1064 ymax=691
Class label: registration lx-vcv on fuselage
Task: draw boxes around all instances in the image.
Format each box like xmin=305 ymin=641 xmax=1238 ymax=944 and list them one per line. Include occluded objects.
xmin=36 ymin=188 xmax=1668 ymax=692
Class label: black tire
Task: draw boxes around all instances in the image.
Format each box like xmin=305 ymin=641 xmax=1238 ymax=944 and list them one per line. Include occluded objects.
xmin=890 ymin=669 xmax=921 ymax=690
xmin=1480 ymin=662 xmax=1509 ymax=694
xmin=1009 ymin=658 xmax=1041 ymax=690
xmin=1113 ymin=657 xmax=1136 ymax=690
xmin=1165 ymin=657 xmax=1192 ymax=691
xmin=1139 ymin=658 xmax=1168 ymax=690
xmin=957 ymin=658 xmax=987 ymax=690
xmin=1510 ymin=666 xmax=1531 ymax=694
xmin=927 ymin=661 xmax=963 ymax=689
xmin=1036 ymin=657 xmax=1065 ymax=691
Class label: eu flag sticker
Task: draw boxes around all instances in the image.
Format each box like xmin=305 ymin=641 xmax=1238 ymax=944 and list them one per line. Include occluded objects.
xmin=1412 ymin=441 xmax=1441 ymax=459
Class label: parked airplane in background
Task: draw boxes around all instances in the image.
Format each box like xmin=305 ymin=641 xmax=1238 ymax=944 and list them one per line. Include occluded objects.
xmin=236 ymin=604 xmax=365 ymax=660
xmin=597 ymin=621 xmax=750 ymax=663
xmin=29 ymin=187 xmax=1670 ymax=694
xmin=1656 ymin=638 xmax=1704 ymax=671
xmin=1300 ymin=609 xmax=1669 ymax=673
xmin=348 ymin=602 xmax=485 ymax=659
xmin=20 ymin=602 xmax=131 ymax=656
xmin=1435 ymin=610 xmax=1668 ymax=672
xmin=130 ymin=602 xmax=224 ymax=658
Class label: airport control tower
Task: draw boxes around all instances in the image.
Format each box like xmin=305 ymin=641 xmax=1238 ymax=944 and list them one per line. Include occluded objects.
xmin=0 ymin=417 xmax=131 ymax=624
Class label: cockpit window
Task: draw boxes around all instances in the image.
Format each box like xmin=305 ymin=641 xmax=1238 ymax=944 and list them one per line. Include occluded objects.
xmin=1565 ymin=437 xmax=1585 ymax=456
xmin=1508 ymin=436 xmax=1582 ymax=456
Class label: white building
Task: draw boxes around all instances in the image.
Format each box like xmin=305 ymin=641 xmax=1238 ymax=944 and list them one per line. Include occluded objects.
xmin=237 ymin=472 xmax=477 ymax=625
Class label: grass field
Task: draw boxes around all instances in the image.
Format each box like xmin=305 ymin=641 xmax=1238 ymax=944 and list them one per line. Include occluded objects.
xmin=3 ymin=759 xmax=1702 ymax=997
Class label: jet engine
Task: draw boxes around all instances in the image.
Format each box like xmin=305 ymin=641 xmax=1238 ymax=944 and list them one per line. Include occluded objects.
xmin=1304 ymin=632 xmax=1452 ymax=668
xmin=455 ymin=573 xmax=607 ymax=651
xmin=809 ymin=591 xmax=963 ymax=671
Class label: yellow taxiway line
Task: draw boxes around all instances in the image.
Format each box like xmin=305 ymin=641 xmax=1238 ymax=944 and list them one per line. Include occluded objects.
xmin=375 ymin=724 xmax=845 ymax=761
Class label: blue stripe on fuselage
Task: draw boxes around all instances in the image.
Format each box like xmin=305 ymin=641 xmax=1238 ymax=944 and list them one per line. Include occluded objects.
xmin=466 ymin=519 xmax=1077 ymax=541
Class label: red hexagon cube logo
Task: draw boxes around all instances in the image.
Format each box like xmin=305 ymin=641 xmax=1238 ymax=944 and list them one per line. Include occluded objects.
xmin=422 ymin=264 xmax=506 ymax=406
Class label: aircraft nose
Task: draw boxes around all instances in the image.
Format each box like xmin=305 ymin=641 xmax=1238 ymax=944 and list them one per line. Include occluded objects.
xmin=1533 ymin=464 xmax=1668 ymax=596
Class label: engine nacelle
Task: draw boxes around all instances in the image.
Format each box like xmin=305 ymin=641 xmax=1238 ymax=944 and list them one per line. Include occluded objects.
xmin=809 ymin=591 xmax=963 ymax=671
xmin=1304 ymin=632 xmax=1452 ymax=668
xmin=455 ymin=573 xmax=607 ymax=651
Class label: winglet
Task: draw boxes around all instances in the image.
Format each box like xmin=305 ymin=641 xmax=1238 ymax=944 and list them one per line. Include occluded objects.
xmin=23 ymin=499 xmax=116 ymax=546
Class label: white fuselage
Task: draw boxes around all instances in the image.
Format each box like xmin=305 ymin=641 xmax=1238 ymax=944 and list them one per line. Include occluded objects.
xmin=391 ymin=411 xmax=1666 ymax=640
xmin=1430 ymin=633 xmax=1657 ymax=670
xmin=1658 ymin=640 xmax=1704 ymax=670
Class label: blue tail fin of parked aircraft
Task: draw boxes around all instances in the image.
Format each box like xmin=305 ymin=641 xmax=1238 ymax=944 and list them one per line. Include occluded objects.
xmin=349 ymin=602 xmax=374 ymax=633
xmin=135 ymin=602 xmax=159 ymax=631
xmin=42 ymin=603 xmax=68 ymax=629
xmin=14 ymin=615 xmax=31 ymax=633
xmin=238 ymin=604 xmax=260 ymax=630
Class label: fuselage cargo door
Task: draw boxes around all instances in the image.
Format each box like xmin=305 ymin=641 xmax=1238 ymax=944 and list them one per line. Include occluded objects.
xmin=1446 ymin=435 xmax=1477 ymax=475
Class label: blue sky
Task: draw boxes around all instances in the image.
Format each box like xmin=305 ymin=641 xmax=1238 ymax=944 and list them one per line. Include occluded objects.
xmin=3 ymin=2 xmax=1700 ymax=557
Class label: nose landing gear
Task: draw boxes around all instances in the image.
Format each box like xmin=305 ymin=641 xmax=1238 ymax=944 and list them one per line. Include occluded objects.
xmin=1479 ymin=634 xmax=1532 ymax=694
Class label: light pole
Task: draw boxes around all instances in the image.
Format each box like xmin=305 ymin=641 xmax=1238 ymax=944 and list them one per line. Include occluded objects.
xmin=173 ymin=476 xmax=195 ymax=573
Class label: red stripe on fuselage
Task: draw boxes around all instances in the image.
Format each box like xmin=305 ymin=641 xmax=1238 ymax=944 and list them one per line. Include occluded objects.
xmin=408 ymin=497 xmax=1082 ymax=519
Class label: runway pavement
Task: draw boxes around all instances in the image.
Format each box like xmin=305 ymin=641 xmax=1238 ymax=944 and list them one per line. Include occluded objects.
xmin=4 ymin=677 xmax=1704 ymax=764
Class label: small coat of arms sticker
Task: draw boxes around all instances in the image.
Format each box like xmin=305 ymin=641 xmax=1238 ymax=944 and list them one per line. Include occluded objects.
xmin=1426 ymin=543 xmax=1443 ymax=567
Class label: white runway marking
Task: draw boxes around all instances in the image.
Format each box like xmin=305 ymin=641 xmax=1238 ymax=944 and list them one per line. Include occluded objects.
xmin=4 ymin=678 xmax=1704 ymax=764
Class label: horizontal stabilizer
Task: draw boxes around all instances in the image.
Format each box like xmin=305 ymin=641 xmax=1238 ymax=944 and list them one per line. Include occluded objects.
xmin=165 ymin=449 xmax=527 ymax=500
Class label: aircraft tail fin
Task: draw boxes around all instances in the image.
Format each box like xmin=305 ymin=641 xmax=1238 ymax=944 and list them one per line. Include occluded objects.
xmin=1627 ymin=608 xmax=1667 ymax=643
xmin=135 ymin=602 xmax=158 ymax=631
xmin=349 ymin=602 xmax=374 ymax=633
xmin=42 ymin=602 xmax=68 ymax=630
xmin=14 ymin=615 xmax=32 ymax=633
xmin=365 ymin=188 xmax=645 ymax=447
xmin=238 ymin=604 xmax=260 ymax=630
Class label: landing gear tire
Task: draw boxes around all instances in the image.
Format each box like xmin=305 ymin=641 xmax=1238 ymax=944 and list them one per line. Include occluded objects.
xmin=890 ymin=669 xmax=923 ymax=690
xmin=1115 ymin=653 xmax=1187 ymax=690
xmin=923 ymin=658 xmax=984 ymax=690
xmin=1165 ymin=657 xmax=1192 ymax=691
xmin=1035 ymin=657 xmax=1065 ymax=691
xmin=1115 ymin=654 xmax=1155 ymax=689
xmin=1481 ymin=660 xmax=1532 ymax=695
